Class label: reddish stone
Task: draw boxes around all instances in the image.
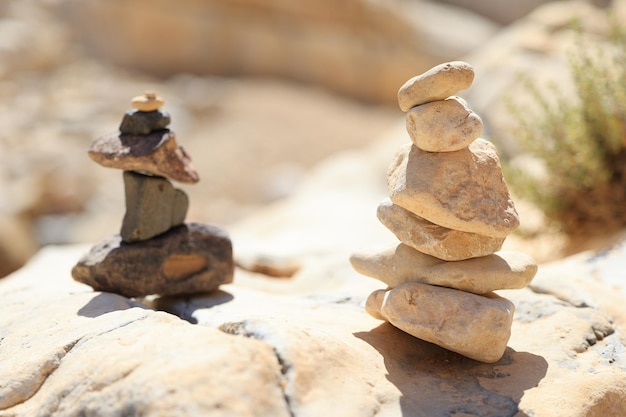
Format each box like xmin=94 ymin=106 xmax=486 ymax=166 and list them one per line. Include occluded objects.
xmin=88 ymin=130 xmax=199 ymax=184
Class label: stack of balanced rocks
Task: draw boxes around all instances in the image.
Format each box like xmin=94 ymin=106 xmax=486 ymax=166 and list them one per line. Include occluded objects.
xmin=350 ymin=62 xmax=538 ymax=363
xmin=72 ymin=92 xmax=234 ymax=298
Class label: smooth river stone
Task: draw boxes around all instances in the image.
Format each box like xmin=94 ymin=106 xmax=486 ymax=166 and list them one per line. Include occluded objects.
xmin=397 ymin=61 xmax=474 ymax=112
xmin=377 ymin=198 xmax=504 ymax=261
xmin=387 ymin=139 xmax=519 ymax=238
xmin=88 ymin=129 xmax=199 ymax=184
xmin=72 ymin=222 xmax=234 ymax=298
xmin=405 ymin=96 xmax=483 ymax=152
xmin=349 ymin=243 xmax=537 ymax=294
xmin=365 ymin=283 xmax=515 ymax=363
xmin=121 ymin=171 xmax=188 ymax=242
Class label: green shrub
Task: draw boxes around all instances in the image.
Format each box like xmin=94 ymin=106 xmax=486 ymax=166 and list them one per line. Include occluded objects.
xmin=505 ymin=16 xmax=626 ymax=235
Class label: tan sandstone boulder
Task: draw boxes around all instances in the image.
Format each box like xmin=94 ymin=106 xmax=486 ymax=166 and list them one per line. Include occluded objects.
xmin=387 ymin=139 xmax=519 ymax=238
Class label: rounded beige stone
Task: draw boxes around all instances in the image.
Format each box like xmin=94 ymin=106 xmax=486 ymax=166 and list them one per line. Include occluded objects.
xmin=387 ymin=139 xmax=519 ymax=238
xmin=405 ymin=96 xmax=483 ymax=152
xmin=366 ymin=283 xmax=514 ymax=363
xmin=397 ymin=61 xmax=474 ymax=112
xmin=131 ymin=91 xmax=165 ymax=112
xmin=377 ymin=198 xmax=503 ymax=260
xmin=350 ymin=243 xmax=538 ymax=294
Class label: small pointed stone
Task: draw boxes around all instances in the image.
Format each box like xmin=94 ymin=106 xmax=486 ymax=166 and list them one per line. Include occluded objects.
xmin=88 ymin=130 xmax=199 ymax=184
xmin=350 ymin=243 xmax=537 ymax=294
xmin=131 ymin=91 xmax=164 ymax=112
xmin=377 ymin=199 xmax=503 ymax=261
xmin=397 ymin=61 xmax=474 ymax=112
xmin=387 ymin=139 xmax=519 ymax=238
xmin=365 ymin=282 xmax=515 ymax=363
xmin=72 ymin=222 xmax=234 ymax=298
xmin=121 ymin=171 xmax=188 ymax=242
xmin=406 ymin=96 xmax=483 ymax=152
xmin=119 ymin=109 xmax=171 ymax=135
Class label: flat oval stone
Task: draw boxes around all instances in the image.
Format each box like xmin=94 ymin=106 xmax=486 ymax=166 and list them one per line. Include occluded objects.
xmin=131 ymin=92 xmax=165 ymax=112
xmin=397 ymin=61 xmax=474 ymax=112
xmin=365 ymin=283 xmax=515 ymax=363
xmin=406 ymin=96 xmax=483 ymax=152
xmin=350 ymin=242 xmax=538 ymax=294
xmin=387 ymin=139 xmax=519 ymax=238
xmin=377 ymin=199 xmax=504 ymax=260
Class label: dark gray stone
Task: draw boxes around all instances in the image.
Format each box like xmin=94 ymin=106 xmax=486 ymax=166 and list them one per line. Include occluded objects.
xmin=72 ymin=222 xmax=234 ymax=297
xmin=119 ymin=109 xmax=171 ymax=135
xmin=121 ymin=171 xmax=188 ymax=242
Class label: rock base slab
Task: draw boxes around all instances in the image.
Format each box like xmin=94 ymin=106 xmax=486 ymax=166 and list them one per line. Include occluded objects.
xmin=72 ymin=222 xmax=233 ymax=297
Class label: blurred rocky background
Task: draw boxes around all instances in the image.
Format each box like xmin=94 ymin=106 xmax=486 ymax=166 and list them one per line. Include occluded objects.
xmin=0 ymin=0 xmax=623 ymax=277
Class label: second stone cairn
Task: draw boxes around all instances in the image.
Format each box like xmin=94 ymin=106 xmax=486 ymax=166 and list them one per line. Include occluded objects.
xmin=350 ymin=62 xmax=537 ymax=363
xmin=72 ymin=92 xmax=234 ymax=297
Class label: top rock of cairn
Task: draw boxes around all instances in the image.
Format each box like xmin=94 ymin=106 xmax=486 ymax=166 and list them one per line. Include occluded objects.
xmin=131 ymin=91 xmax=165 ymax=112
xmin=88 ymin=91 xmax=200 ymax=184
xmin=397 ymin=61 xmax=474 ymax=112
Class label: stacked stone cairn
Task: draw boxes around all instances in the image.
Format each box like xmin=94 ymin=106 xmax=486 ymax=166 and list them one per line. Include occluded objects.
xmin=72 ymin=92 xmax=234 ymax=298
xmin=350 ymin=62 xmax=538 ymax=363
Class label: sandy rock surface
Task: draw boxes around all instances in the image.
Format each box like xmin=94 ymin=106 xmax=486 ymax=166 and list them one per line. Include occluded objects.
xmin=1 ymin=133 xmax=626 ymax=416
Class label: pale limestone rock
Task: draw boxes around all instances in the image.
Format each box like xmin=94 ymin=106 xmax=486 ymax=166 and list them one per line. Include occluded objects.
xmin=131 ymin=91 xmax=164 ymax=112
xmin=397 ymin=61 xmax=474 ymax=111
xmin=2 ymin=231 xmax=626 ymax=416
xmin=366 ymin=282 xmax=514 ymax=363
xmin=377 ymin=198 xmax=504 ymax=260
xmin=387 ymin=139 xmax=519 ymax=237
xmin=406 ymin=96 xmax=483 ymax=152
xmin=350 ymin=242 xmax=537 ymax=294
xmin=0 ymin=291 xmax=289 ymax=417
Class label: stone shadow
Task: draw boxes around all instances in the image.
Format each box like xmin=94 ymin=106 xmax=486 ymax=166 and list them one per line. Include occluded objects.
xmin=149 ymin=289 xmax=234 ymax=324
xmin=77 ymin=292 xmax=152 ymax=318
xmin=355 ymin=323 xmax=548 ymax=417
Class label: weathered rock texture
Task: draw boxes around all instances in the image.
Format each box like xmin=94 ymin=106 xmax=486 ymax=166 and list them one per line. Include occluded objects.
xmin=405 ymin=96 xmax=483 ymax=152
xmin=377 ymin=198 xmax=504 ymax=260
xmin=88 ymin=130 xmax=200 ymax=184
xmin=351 ymin=243 xmax=537 ymax=294
xmin=1 ymin=231 xmax=625 ymax=416
xmin=388 ymin=139 xmax=519 ymax=237
xmin=0 ymin=289 xmax=289 ymax=417
xmin=366 ymin=283 xmax=515 ymax=363
xmin=121 ymin=171 xmax=188 ymax=242
xmin=72 ymin=222 xmax=234 ymax=297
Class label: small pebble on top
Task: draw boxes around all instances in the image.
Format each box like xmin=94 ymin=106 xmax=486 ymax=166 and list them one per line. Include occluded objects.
xmin=131 ymin=91 xmax=165 ymax=112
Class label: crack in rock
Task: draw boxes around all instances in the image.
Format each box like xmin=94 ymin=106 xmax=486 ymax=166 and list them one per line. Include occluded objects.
xmin=0 ymin=336 xmax=82 ymax=411
xmin=219 ymin=321 xmax=296 ymax=417
xmin=0 ymin=314 xmax=151 ymax=412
